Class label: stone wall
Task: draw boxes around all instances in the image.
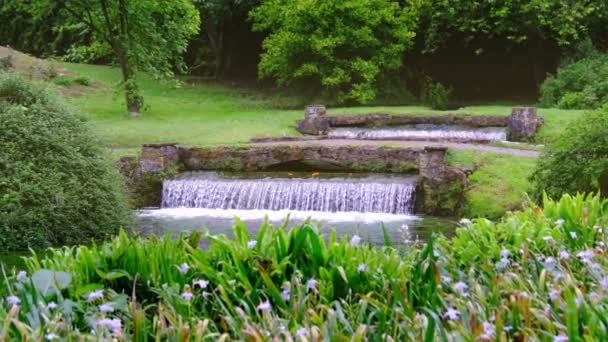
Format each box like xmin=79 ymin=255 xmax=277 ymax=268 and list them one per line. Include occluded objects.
xmin=123 ymin=143 xmax=468 ymax=215
xmin=295 ymin=105 xmax=543 ymax=142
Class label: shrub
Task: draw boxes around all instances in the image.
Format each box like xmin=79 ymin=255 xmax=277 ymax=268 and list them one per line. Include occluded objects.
xmin=530 ymin=106 xmax=608 ymax=200
xmin=0 ymin=73 xmax=132 ymax=251
xmin=0 ymin=54 xmax=13 ymax=71
xmin=540 ymin=42 xmax=608 ymax=109
xmin=29 ymin=61 xmax=58 ymax=81
xmin=251 ymin=0 xmax=416 ymax=104
xmin=51 ymin=75 xmax=73 ymax=86
xmin=73 ymin=75 xmax=91 ymax=86
xmin=422 ymin=78 xmax=453 ymax=110
xmin=1 ymin=193 xmax=607 ymax=340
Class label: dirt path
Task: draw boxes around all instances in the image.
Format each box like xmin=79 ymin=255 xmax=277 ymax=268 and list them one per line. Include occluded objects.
xmin=255 ymin=139 xmax=542 ymax=157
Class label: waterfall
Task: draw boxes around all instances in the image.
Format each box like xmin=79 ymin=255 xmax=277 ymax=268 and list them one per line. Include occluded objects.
xmin=329 ymin=124 xmax=507 ymax=141
xmin=161 ymin=172 xmax=417 ymax=215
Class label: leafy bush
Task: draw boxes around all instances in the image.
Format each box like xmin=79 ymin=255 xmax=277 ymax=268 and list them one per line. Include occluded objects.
xmin=540 ymin=43 xmax=608 ymax=109
xmin=0 ymin=73 xmax=132 ymax=251
xmin=51 ymin=75 xmax=72 ymax=86
xmin=0 ymin=54 xmax=13 ymax=71
xmin=251 ymin=0 xmax=416 ymax=104
xmin=1 ymin=193 xmax=607 ymax=340
xmin=73 ymin=75 xmax=91 ymax=86
xmin=29 ymin=61 xmax=57 ymax=81
xmin=530 ymin=106 xmax=608 ymax=200
xmin=422 ymin=78 xmax=453 ymax=110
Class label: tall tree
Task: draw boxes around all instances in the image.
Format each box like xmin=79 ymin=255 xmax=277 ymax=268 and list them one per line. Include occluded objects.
xmin=56 ymin=0 xmax=200 ymax=115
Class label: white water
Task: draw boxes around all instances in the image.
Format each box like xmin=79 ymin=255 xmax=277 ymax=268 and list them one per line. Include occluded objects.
xmin=161 ymin=172 xmax=417 ymax=215
xmin=329 ymin=124 xmax=507 ymax=141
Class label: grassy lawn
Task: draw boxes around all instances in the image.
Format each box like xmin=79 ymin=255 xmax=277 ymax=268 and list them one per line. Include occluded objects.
xmin=448 ymin=150 xmax=536 ymax=219
xmin=62 ymin=63 xmax=584 ymax=148
xmin=57 ymin=62 xmax=583 ymax=219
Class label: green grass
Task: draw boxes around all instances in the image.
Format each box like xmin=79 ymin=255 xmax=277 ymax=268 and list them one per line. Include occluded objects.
xmin=62 ymin=63 xmax=584 ymax=148
xmin=448 ymin=150 xmax=536 ymax=219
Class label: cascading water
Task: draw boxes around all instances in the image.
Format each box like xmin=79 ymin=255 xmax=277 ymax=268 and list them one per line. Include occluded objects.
xmin=161 ymin=172 xmax=417 ymax=215
xmin=328 ymin=124 xmax=507 ymax=142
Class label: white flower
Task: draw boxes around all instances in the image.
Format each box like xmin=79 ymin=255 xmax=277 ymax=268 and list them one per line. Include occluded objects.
xmin=559 ymin=250 xmax=570 ymax=260
xmin=99 ymin=303 xmax=114 ymax=313
xmin=600 ymin=276 xmax=608 ymax=290
xmin=97 ymin=318 xmax=122 ymax=333
xmin=576 ymin=250 xmax=594 ymax=264
xmin=47 ymin=301 xmax=58 ymax=310
xmin=480 ymin=321 xmax=495 ymax=339
xmin=307 ymin=278 xmax=319 ymax=293
xmin=201 ymin=291 xmax=210 ymax=298
xmin=555 ymin=219 xmax=565 ymax=226
xmin=549 ymin=289 xmax=561 ymax=301
xmin=177 ymin=262 xmax=190 ymax=274
xmin=544 ymin=257 xmax=557 ymax=271
xmin=542 ymin=236 xmax=554 ymax=241
xmin=453 ymin=281 xmax=469 ymax=296
xmin=500 ymin=247 xmax=510 ymax=259
xmin=357 ymin=263 xmax=367 ymax=273
xmin=16 ymin=271 xmax=27 ymax=281
xmin=350 ymin=235 xmax=362 ymax=246
xmin=295 ymin=327 xmax=309 ymax=337
xmin=441 ymin=275 xmax=452 ymax=283
xmin=554 ymin=333 xmax=568 ymax=342
xmin=45 ymin=333 xmax=59 ymax=341
xmin=459 ymin=218 xmax=472 ymax=225
xmin=6 ymin=295 xmax=20 ymax=305
xmin=227 ymin=279 xmax=236 ymax=286
xmin=257 ymin=300 xmax=272 ymax=312
xmin=193 ymin=279 xmax=209 ymax=289
xmin=443 ymin=308 xmax=460 ymax=320
xmin=569 ymin=231 xmax=577 ymax=239
xmin=87 ymin=290 xmax=104 ymax=302
xmin=247 ymin=240 xmax=257 ymax=249
xmin=400 ymin=224 xmax=409 ymax=230
xmin=182 ymin=291 xmax=194 ymax=301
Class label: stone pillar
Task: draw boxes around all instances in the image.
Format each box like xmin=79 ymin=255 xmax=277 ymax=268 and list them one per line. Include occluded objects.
xmin=296 ymin=104 xmax=330 ymax=135
xmin=416 ymin=146 xmax=468 ymax=216
xmin=508 ymin=107 xmax=543 ymax=141
xmin=138 ymin=143 xmax=180 ymax=174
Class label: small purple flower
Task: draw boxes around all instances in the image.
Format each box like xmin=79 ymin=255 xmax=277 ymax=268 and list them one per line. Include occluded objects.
xmin=177 ymin=262 xmax=190 ymax=274
xmin=45 ymin=333 xmax=59 ymax=341
xmin=357 ymin=263 xmax=367 ymax=273
xmin=87 ymin=290 xmax=104 ymax=302
xmin=295 ymin=327 xmax=309 ymax=337
xmin=443 ymin=308 xmax=460 ymax=320
xmin=99 ymin=303 xmax=114 ymax=313
xmin=47 ymin=301 xmax=58 ymax=310
xmin=307 ymin=278 xmax=319 ymax=293
xmin=6 ymin=295 xmax=20 ymax=305
xmin=257 ymin=300 xmax=272 ymax=312
xmin=247 ymin=240 xmax=257 ymax=249
xmin=16 ymin=271 xmax=27 ymax=281
xmin=350 ymin=235 xmax=362 ymax=246
xmin=453 ymin=281 xmax=469 ymax=296
xmin=193 ymin=279 xmax=209 ymax=289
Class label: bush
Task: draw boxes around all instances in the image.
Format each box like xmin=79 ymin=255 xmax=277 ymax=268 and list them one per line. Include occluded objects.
xmin=29 ymin=61 xmax=58 ymax=80
xmin=0 ymin=73 xmax=132 ymax=251
xmin=0 ymin=54 xmax=13 ymax=71
xmin=530 ymin=106 xmax=608 ymax=200
xmin=52 ymin=75 xmax=72 ymax=86
xmin=540 ymin=42 xmax=608 ymax=109
xmin=73 ymin=75 xmax=91 ymax=86
xmin=422 ymin=78 xmax=453 ymax=110
xmin=251 ymin=0 xmax=416 ymax=104
xmin=1 ymin=194 xmax=607 ymax=340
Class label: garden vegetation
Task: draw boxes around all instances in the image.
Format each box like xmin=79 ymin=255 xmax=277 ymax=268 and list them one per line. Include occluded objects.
xmin=0 ymin=73 xmax=132 ymax=251
xmin=1 ymin=194 xmax=607 ymax=339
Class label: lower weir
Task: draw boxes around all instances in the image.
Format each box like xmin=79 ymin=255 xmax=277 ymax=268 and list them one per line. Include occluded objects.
xmin=162 ymin=172 xmax=417 ymax=214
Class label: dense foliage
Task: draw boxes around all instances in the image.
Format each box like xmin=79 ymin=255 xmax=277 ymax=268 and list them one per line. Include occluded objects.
xmin=46 ymin=0 xmax=200 ymax=115
xmin=251 ymin=0 xmax=416 ymax=103
xmin=530 ymin=106 xmax=608 ymax=200
xmin=0 ymin=73 xmax=132 ymax=251
xmin=0 ymin=194 xmax=606 ymax=339
xmin=540 ymin=43 xmax=608 ymax=109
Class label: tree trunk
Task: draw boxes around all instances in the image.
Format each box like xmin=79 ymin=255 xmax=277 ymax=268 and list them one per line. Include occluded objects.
xmin=116 ymin=47 xmax=141 ymax=116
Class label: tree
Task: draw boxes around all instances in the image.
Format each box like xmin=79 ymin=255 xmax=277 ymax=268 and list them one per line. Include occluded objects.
xmin=530 ymin=106 xmax=608 ymax=201
xmin=55 ymin=0 xmax=200 ymax=115
xmin=251 ymin=0 xmax=417 ymax=104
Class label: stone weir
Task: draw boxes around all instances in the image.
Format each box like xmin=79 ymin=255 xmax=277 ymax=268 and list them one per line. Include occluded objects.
xmin=119 ymin=143 xmax=469 ymax=216
xmin=295 ymin=105 xmax=543 ymax=142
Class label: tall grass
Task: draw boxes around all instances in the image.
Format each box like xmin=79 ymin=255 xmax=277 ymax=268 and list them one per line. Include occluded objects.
xmin=1 ymin=193 xmax=607 ymax=340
